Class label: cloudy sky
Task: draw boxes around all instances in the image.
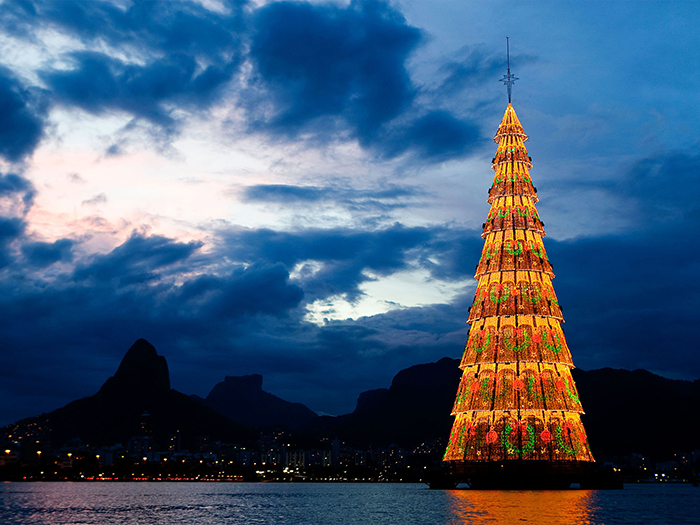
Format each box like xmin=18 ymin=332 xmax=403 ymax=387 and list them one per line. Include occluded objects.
xmin=0 ymin=0 xmax=698 ymax=424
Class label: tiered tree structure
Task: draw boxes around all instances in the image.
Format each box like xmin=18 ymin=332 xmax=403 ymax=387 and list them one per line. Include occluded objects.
xmin=443 ymin=103 xmax=594 ymax=479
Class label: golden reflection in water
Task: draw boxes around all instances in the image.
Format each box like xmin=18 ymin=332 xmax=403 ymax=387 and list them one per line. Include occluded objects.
xmin=448 ymin=488 xmax=598 ymax=525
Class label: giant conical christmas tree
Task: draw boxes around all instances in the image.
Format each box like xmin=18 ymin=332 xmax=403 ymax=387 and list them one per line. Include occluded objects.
xmin=443 ymin=102 xmax=594 ymax=484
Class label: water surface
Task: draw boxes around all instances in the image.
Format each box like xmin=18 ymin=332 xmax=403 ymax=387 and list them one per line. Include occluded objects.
xmin=1 ymin=482 xmax=696 ymax=524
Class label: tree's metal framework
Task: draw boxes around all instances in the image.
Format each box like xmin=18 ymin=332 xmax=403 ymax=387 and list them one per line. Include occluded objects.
xmin=443 ymin=103 xmax=594 ymax=467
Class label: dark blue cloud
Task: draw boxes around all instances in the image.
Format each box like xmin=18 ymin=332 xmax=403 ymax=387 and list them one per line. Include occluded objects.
xmin=0 ymin=173 xmax=34 ymax=268
xmin=619 ymin=151 xmax=700 ymax=226
xmin=384 ymin=110 xmax=482 ymax=160
xmin=0 ymin=68 xmax=46 ymax=162
xmin=249 ymin=0 xmax=419 ymax=134
xmin=0 ymin=217 xmax=24 ymax=269
xmin=0 ymin=216 xmax=24 ymax=242
xmin=73 ymin=232 xmax=203 ymax=285
xmin=548 ymin=231 xmax=700 ymax=378
xmin=221 ymin=223 xmax=483 ymax=297
xmin=245 ymin=184 xmax=325 ymax=203
xmin=179 ymin=263 xmax=304 ymax=318
xmin=247 ymin=0 xmax=481 ymax=161
xmin=0 ymin=172 xmax=35 ymax=205
xmin=21 ymin=238 xmax=75 ymax=267
xmin=242 ymin=183 xmax=418 ymax=212
xmin=223 ymin=224 xmax=435 ymax=300
xmin=42 ymin=50 xmax=238 ymax=132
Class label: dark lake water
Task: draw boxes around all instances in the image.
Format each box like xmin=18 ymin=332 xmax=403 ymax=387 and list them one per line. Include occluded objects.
xmin=1 ymin=482 xmax=697 ymax=524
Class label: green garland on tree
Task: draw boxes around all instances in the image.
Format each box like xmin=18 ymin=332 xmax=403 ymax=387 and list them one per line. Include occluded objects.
xmin=564 ymin=377 xmax=580 ymax=404
xmin=525 ymin=375 xmax=544 ymax=402
xmin=470 ymin=330 xmax=492 ymax=354
xmin=495 ymin=375 xmax=513 ymax=400
xmin=528 ymin=241 xmax=545 ymax=258
xmin=456 ymin=377 xmax=472 ymax=406
xmin=540 ymin=328 xmax=562 ymax=354
xmin=544 ymin=286 xmax=560 ymax=306
xmin=484 ymin=244 xmax=498 ymax=260
xmin=504 ymin=240 xmax=524 ymax=256
xmin=501 ymin=423 xmax=535 ymax=455
xmin=472 ymin=287 xmax=485 ymax=306
xmin=479 ymin=376 xmax=492 ymax=401
xmin=554 ymin=424 xmax=580 ymax=456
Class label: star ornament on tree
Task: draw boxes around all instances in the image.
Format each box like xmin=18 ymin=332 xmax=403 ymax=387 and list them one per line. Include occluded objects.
xmin=500 ymin=70 xmax=519 ymax=99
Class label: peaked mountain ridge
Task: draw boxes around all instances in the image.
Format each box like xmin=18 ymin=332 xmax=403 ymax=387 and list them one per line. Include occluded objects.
xmin=99 ymin=338 xmax=170 ymax=395
xmin=192 ymin=373 xmax=319 ymax=430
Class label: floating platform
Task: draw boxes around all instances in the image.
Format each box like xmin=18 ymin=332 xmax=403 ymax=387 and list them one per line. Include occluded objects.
xmin=442 ymin=460 xmax=623 ymax=490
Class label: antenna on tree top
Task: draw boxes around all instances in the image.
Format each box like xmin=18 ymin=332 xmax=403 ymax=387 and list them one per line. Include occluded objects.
xmin=500 ymin=36 xmax=519 ymax=103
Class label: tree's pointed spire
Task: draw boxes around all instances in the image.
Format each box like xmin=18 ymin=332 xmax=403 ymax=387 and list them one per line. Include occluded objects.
xmin=500 ymin=37 xmax=519 ymax=103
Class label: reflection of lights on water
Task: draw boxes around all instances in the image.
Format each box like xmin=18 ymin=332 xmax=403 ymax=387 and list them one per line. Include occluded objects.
xmin=448 ymin=489 xmax=598 ymax=525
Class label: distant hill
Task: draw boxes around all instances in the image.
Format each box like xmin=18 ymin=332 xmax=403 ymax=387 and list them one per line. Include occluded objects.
xmin=303 ymin=357 xmax=462 ymax=448
xmin=573 ymin=367 xmax=700 ymax=459
xmin=192 ymin=374 xmax=319 ymax=430
xmin=2 ymin=339 xmax=255 ymax=449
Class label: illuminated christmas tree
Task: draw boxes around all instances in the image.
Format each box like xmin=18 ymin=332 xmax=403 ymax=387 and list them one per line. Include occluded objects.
xmin=443 ymin=44 xmax=594 ymax=485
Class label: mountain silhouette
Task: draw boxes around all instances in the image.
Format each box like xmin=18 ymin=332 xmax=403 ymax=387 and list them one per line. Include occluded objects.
xmin=192 ymin=374 xmax=318 ymax=430
xmin=3 ymin=339 xmax=255 ymax=449
xmin=99 ymin=338 xmax=170 ymax=395
xmin=572 ymin=367 xmax=700 ymax=459
xmin=304 ymin=357 xmax=462 ymax=448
